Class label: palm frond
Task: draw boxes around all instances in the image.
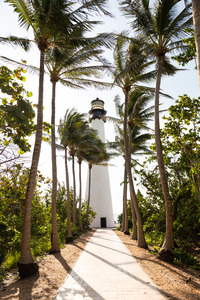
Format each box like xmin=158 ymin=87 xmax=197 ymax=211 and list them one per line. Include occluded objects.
xmin=0 ymin=35 xmax=31 ymax=51
xmin=5 ymin=0 xmax=34 ymax=31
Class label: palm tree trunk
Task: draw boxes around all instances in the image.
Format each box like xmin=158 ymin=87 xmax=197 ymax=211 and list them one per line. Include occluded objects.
xmin=128 ymin=127 xmax=137 ymax=240
xmin=78 ymin=160 xmax=84 ymax=232
xmin=121 ymin=191 xmax=125 ymax=232
xmin=65 ymin=147 xmax=73 ymax=242
xmin=18 ymin=49 xmax=45 ymax=278
xmin=50 ymin=81 xmax=60 ymax=253
xmin=130 ymin=199 xmax=137 ymax=240
xmin=155 ymin=56 xmax=174 ymax=261
xmin=123 ymin=89 xmax=147 ymax=248
xmin=72 ymin=155 xmax=77 ymax=228
xmin=121 ymin=163 xmax=126 ymax=232
xmin=123 ymin=164 xmax=129 ymax=235
xmin=192 ymin=0 xmax=200 ymax=93
xmin=86 ymin=164 xmax=92 ymax=229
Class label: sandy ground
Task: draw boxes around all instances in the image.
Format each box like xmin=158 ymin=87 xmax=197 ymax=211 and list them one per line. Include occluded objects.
xmin=0 ymin=229 xmax=200 ymax=300
xmin=116 ymin=230 xmax=200 ymax=300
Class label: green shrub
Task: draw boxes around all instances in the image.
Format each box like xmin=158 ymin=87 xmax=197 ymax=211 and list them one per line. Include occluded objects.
xmin=174 ymin=248 xmax=199 ymax=267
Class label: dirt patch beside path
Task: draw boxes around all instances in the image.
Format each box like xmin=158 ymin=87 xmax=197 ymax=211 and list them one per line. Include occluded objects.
xmin=115 ymin=230 xmax=200 ymax=300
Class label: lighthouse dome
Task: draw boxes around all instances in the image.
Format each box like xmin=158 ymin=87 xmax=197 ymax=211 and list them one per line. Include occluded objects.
xmin=89 ymin=97 xmax=106 ymax=122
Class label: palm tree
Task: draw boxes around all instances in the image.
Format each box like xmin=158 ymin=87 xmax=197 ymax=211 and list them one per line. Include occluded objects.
xmin=112 ymin=91 xmax=153 ymax=240
xmin=6 ymin=0 xmax=78 ymax=278
xmin=45 ymin=36 xmax=113 ymax=246
xmin=68 ymin=118 xmax=89 ymax=230
xmin=122 ymin=164 xmax=129 ymax=234
xmin=77 ymin=152 xmax=85 ymax=233
xmin=120 ymin=0 xmax=193 ymax=261
xmin=107 ymin=97 xmax=131 ymax=235
xmin=128 ymin=88 xmax=154 ymax=235
xmin=6 ymin=0 xmax=112 ymax=277
xmin=58 ymin=109 xmax=89 ymax=240
xmin=111 ymin=35 xmax=155 ymax=248
xmin=76 ymin=127 xmax=99 ymax=232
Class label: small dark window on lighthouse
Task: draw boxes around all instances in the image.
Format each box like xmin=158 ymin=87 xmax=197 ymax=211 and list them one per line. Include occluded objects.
xmin=100 ymin=217 xmax=107 ymax=228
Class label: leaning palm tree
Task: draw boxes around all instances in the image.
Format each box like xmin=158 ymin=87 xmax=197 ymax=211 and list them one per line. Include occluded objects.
xmin=120 ymin=0 xmax=193 ymax=261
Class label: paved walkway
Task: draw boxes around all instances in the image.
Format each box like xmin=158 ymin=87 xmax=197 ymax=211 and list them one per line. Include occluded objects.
xmin=55 ymin=229 xmax=166 ymax=300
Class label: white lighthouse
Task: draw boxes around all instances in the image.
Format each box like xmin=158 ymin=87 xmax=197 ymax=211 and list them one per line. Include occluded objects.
xmin=87 ymin=98 xmax=114 ymax=228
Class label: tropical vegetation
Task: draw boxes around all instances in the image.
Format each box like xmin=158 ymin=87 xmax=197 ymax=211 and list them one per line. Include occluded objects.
xmin=0 ymin=0 xmax=200 ymax=282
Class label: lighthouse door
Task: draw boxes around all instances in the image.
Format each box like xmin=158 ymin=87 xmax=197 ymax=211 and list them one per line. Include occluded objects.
xmin=100 ymin=217 xmax=107 ymax=228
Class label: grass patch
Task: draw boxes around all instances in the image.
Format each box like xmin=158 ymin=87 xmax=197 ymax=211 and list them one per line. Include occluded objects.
xmin=0 ymin=251 xmax=20 ymax=281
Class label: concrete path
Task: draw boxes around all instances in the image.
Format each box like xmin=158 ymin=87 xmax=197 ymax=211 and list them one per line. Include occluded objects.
xmin=55 ymin=229 xmax=166 ymax=300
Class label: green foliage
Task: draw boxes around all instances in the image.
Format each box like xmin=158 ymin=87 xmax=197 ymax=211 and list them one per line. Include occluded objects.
xmin=145 ymin=231 xmax=165 ymax=252
xmin=0 ymin=251 xmax=20 ymax=280
xmin=81 ymin=201 xmax=96 ymax=230
xmin=43 ymin=181 xmax=96 ymax=244
xmin=0 ymin=164 xmax=52 ymax=278
xmin=55 ymin=182 xmax=96 ymax=241
xmin=0 ymin=66 xmax=35 ymax=153
xmin=172 ymin=28 xmax=196 ymax=66
xmin=161 ymin=95 xmax=200 ymax=200
xmin=174 ymin=248 xmax=199 ymax=268
xmin=135 ymin=95 xmax=200 ymax=267
xmin=117 ymin=199 xmax=133 ymax=229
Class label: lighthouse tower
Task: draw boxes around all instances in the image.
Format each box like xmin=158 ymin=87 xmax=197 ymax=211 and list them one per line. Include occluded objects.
xmin=87 ymin=98 xmax=114 ymax=228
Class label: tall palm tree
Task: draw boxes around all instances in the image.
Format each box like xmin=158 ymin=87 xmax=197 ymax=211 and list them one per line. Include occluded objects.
xmin=120 ymin=0 xmax=193 ymax=261
xmin=6 ymin=0 xmax=112 ymax=277
xmin=45 ymin=36 xmax=113 ymax=246
xmin=5 ymin=0 xmax=78 ymax=277
xmin=122 ymin=164 xmax=129 ymax=234
xmin=108 ymin=97 xmax=131 ymax=235
xmin=111 ymin=35 xmax=155 ymax=248
xmin=128 ymin=88 xmax=154 ymax=235
xmin=113 ymin=91 xmax=153 ymax=240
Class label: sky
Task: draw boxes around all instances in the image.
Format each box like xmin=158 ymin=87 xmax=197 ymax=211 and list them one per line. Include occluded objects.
xmin=0 ymin=0 xmax=199 ymax=215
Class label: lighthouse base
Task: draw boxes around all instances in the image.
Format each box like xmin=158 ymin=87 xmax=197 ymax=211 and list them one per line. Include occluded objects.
xmin=91 ymin=213 xmax=114 ymax=228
